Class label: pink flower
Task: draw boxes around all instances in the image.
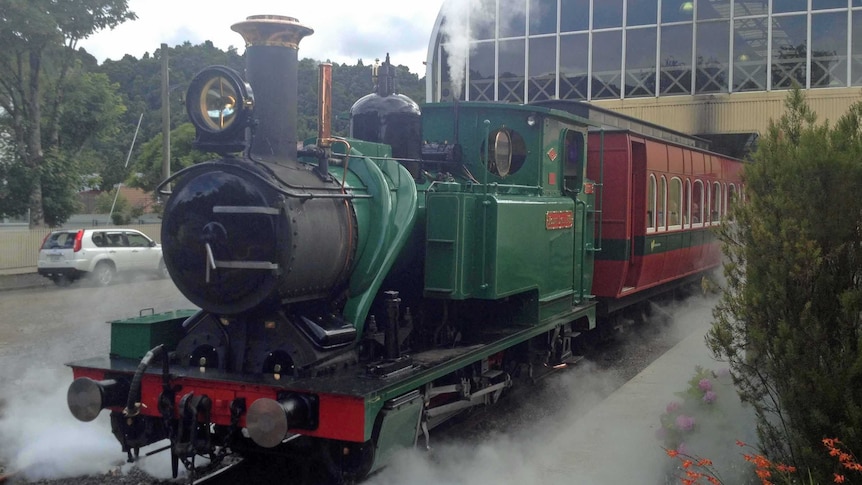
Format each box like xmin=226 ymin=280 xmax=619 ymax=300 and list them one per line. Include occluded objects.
xmin=703 ymin=390 xmax=717 ymax=404
xmin=666 ymin=401 xmax=682 ymax=414
xmin=675 ymin=414 xmax=696 ymax=431
xmin=677 ymin=442 xmax=690 ymax=455
xmin=698 ymin=378 xmax=713 ymax=392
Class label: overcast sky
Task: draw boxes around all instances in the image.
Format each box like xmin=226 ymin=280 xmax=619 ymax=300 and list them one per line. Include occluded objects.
xmin=78 ymin=0 xmax=445 ymax=76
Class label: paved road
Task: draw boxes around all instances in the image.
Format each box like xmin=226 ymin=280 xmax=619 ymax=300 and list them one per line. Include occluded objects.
xmin=0 ymin=278 xmax=195 ymax=481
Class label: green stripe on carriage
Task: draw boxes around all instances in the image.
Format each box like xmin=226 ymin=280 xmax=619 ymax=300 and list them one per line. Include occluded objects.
xmin=596 ymin=227 xmax=718 ymax=260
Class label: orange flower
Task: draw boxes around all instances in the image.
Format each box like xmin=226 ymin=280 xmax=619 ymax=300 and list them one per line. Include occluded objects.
xmin=707 ymin=477 xmax=721 ymax=485
xmin=838 ymin=452 xmax=852 ymax=463
xmin=736 ymin=440 xmax=747 ymax=447
xmin=823 ymin=438 xmax=840 ymax=448
xmin=666 ymin=449 xmax=680 ymax=458
xmin=697 ymin=458 xmax=713 ymax=467
xmin=843 ymin=462 xmax=862 ymax=471
xmin=833 ymin=473 xmax=846 ymax=483
xmin=755 ymin=468 xmax=771 ymax=479
xmin=682 ymin=459 xmax=693 ymax=469
xmin=776 ymin=464 xmax=797 ymax=473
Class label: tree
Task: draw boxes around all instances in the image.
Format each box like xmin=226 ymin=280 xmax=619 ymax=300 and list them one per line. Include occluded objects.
xmin=0 ymin=0 xmax=135 ymax=227
xmin=707 ymin=88 xmax=862 ymax=482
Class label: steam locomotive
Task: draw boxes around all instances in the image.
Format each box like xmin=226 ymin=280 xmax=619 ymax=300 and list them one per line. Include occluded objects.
xmin=65 ymin=14 xmax=743 ymax=483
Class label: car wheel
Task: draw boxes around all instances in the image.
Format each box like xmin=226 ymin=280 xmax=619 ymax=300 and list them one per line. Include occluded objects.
xmin=158 ymin=259 xmax=170 ymax=279
xmin=53 ymin=275 xmax=71 ymax=287
xmin=92 ymin=262 xmax=115 ymax=287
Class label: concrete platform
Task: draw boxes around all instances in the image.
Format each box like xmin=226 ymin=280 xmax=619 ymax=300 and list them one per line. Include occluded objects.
xmin=535 ymin=303 xmax=752 ymax=484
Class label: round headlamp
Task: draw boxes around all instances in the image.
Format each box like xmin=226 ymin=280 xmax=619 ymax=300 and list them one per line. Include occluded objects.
xmin=186 ymin=66 xmax=254 ymax=153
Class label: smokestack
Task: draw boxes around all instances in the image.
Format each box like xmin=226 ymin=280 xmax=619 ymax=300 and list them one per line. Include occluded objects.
xmin=231 ymin=15 xmax=313 ymax=162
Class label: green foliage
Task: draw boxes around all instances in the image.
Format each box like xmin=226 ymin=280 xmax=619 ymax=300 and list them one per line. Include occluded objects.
xmin=39 ymin=149 xmax=82 ymax=227
xmin=129 ymin=122 xmax=213 ymax=192
xmin=0 ymin=0 xmax=135 ymax=227
xmin=707 ymin=87 xmax=862 ymax=483
xmin=0 ymin=3 xmax=424 ymax=224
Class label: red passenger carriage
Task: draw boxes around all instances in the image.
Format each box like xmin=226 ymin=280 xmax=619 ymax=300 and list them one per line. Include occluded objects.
xmin=587 ymin=128 xmax=743 ymax=314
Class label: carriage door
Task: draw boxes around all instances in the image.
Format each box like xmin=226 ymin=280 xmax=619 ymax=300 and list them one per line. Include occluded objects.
xmin=624 ymin=139 xmax=647 ymax=289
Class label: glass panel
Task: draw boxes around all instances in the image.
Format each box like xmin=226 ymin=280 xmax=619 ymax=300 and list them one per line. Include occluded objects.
xmin=659 ymin=176 xmax=667 ymax=230
xmin=625 ymin=27 xmax=657 ymax=97
xmin=647 ymin=175 xmax=656 ymax=230
xmin=692 ymin=180 xmax=704 ymax=223
xmin=733 ymin=0 xmax=767 ymax=16
xmin=627 ymin=0 xmax=658 ymax=26
xmin=698 ymin=0 xmax=731 ymax=20
xmin=854 ymin=0 xmax=862 ymax=6
xmin=733 ymin=16 xmax=768 ymax=91
xmin=529 ymin=0 xmax=557 ymax=34
xmin=559 ymin=33 xmax=589 ymax=99
xmin=684 ymin=179 xmax=691 ymax=226
xmin=561 ymin=0 xmax=590 ymax=32
xmin=471 ymin=0 xmax=497 ymax=40
xmin=663 ymin=0 xmax=695 ymax=23
xmin=696 ymin=20 xmax=730 ymax=93
xmin=529 ymin=36 xmax=557 ymax=101
xmin=669 ymin=178 xmax=682 ymax=227
xmin=813 ymin=0 xmax=849 ymax=9
xmin=660 ymin=24 xmax=693 ymax=95
xmin=811 ymin=12 xmax=848 ymax=87
xmin=469 ymin=42 xmax=496 ymax=101
xmin=771 ymin=15 xmax=808 ymax=89
xmin=592 ymin=30 xmax=623 ymax=99
xmin=500 ymin=0 xmax=527 ymax=38
xmin=594 ymin=0 xmax=624 ymax=29
xmin=773 ymin=0 xmax=808 ymax=13
xmin=498 ymin=39 xmax=526 ymax=102
xmin=854 ymin=11 xmax=862 ymax=85
xmin=711 ymin=182 xmax=721 ymax=222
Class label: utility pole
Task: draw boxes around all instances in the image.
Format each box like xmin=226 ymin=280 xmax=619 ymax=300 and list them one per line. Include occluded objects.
xmin=161 ymin=43 xmax=171 ymax=192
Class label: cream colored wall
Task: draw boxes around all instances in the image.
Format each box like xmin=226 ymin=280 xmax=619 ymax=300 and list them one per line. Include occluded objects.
xmin=592 ymin=87 xmax=862 ymax=136
xmin=0 ymin=224 xmax=162 ymax=275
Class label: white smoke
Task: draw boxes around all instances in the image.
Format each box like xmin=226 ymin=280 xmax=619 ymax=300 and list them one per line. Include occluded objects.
xmin=438 ymin=0 xmax=532 ymax=101
xmin=367 ymin=295 xmax=757 ymax=485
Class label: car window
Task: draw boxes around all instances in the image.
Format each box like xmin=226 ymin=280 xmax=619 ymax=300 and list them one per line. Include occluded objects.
xmin=42 ymin=232 xmax=74 ymax=249
xmin=91 ymin=232 xmax=107 ymax=247
xmin=105 ymin=233 xmax=127 ymax=247
xmin=126 ymin=233 xmax=151 ymax=247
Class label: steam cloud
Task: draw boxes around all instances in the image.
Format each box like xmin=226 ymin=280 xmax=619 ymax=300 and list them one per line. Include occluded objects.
xmin=367 ymin=295 xmax=757 ymax=485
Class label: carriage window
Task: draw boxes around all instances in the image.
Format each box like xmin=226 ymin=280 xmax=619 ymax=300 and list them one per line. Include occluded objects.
xmin=728 ymin=183 xmax=737 ymax=208
xmin=683 ymin=179 xmax=691 ymax=227
xmin=669 ymin=177 xmax=682 ymax=228
xmin=659 ymin=176 xmax=667 ymax=231
xmin=647 ymin=174 xmax=656 ymax=231
xmin=711 ymin=182 xmax=721 ymax=223
xmin=692 ymin=180 xmax=704 ymax=225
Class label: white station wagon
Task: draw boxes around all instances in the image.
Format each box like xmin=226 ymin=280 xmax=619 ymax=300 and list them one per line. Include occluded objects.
xmin=37 ymin=228 xmax=168 ymax=286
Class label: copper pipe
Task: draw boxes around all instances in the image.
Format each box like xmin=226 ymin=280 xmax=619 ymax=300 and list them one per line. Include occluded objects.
xmin=318 ymin=63 xmax=333 ymax=148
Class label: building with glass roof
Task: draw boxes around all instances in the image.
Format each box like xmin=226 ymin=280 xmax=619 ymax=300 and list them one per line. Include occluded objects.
xmin=424 ymin=0 xmax=862 ymax=155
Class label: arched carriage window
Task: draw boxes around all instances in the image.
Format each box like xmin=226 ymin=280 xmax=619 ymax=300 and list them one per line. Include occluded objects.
xmin=692 ymin=180 xmax=704 ymax=225
xmin=669 ymin=177 xmax=682 ymax=229
xmin=647 ymin=174 xmax=657 ymax=231
xmin=711 ymin=182 xmax=721 ymax=223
